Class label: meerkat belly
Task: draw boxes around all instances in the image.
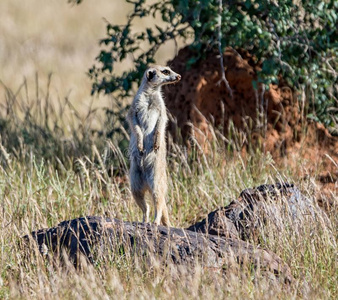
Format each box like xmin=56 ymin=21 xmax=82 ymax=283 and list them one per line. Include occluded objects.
xmin=142 ymin=108 xmax=159 ymax=135
xmin=138 ymin=107 xmax=159 ymax=150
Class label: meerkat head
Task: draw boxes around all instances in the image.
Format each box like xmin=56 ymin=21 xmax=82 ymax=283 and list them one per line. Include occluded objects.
xmin=145 ymin=65 xmax=181 ymax=88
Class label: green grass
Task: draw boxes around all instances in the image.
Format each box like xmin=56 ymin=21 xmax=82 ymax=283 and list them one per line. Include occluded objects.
xmin=0 ymin=79 xmax=337 ymax=299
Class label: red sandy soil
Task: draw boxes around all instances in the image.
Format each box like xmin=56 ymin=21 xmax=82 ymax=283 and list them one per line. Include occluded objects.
xmin=164 ymin=47 xmax=337 ymax=209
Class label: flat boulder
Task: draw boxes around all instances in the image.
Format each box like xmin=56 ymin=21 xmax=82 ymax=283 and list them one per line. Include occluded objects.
xmin=25 ymin=215 xmax=293 ymax=284
xmin=187 ymin=183 xmax=329 ymax=243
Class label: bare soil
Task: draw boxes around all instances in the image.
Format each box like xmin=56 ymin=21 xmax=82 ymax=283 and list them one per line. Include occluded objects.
xmin=164 ymin=47 xmax=337 ymax=208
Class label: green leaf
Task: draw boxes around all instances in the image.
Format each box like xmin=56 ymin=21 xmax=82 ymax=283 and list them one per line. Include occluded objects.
xmin=88 ymin=0 xmax=337 ymax=131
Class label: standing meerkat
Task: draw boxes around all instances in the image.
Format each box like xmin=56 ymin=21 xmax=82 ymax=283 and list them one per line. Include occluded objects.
xmin=127 ymin=65 xmax=181 ymax=226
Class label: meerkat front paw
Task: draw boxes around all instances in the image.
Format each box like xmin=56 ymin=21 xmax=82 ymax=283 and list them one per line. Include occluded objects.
xmin=137 ymin=143 xmax=144 ymax=155
xmin=153 ymin=143 xmax=159 ymax=153
xmin=153 ymin=131 xmax=160 ymax=153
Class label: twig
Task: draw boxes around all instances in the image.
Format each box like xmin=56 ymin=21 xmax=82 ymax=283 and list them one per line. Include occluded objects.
xmin=268 ymin=19 xmax=296 ymax=76
xmin=216 ymin=0 xmax=233 ymax=99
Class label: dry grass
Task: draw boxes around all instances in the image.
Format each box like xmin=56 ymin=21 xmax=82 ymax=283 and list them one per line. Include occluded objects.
xmin=0 ymin=1 xmax=337 ymax=299
xmin=1 ymin=1 xmax=113 ymax=112
xmin=0 ymin=83 xmax=336 ymax=298
xmin=0 ymin=0 xmax=181 ymax=116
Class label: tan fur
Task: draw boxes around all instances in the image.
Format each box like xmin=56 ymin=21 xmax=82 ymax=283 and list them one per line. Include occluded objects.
xmin=127 ymin=65 xmax=181 ymax=226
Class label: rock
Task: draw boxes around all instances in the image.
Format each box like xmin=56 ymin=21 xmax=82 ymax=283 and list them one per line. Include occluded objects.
xmin=24 ymin=215 xmax=293 ymax=284
xmin=187 ymin=183 xmax=330 ymax=244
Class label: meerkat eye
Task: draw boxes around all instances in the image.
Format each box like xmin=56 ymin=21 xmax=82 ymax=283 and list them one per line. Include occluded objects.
xmin=161 ymin=69 xmax=170 ymax=75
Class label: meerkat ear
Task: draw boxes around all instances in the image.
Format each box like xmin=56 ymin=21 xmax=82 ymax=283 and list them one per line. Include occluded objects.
xmin=147 ymin=70 xmax=156 ymax=81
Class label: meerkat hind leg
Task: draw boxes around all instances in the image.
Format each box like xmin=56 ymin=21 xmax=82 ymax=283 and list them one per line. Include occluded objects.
xmin=132 ymin=189 xmax=149 ymax=223
xmin=152 ymin=191 xmax=170 ymax=226
xmin=161 ymin=205 xmax=171 ymax=227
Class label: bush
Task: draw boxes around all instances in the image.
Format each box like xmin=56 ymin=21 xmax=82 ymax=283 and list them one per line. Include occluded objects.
xmin=81 ymin=0 xmax=337 ymax=131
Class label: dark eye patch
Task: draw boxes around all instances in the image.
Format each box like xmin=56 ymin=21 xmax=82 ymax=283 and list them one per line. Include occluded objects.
xmin=161 ymin=69 xmax=170 ymax=75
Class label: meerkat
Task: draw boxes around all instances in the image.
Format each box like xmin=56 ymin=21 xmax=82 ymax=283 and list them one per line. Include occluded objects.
xmin=127 ymin=65 xmax=181 ymax=226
